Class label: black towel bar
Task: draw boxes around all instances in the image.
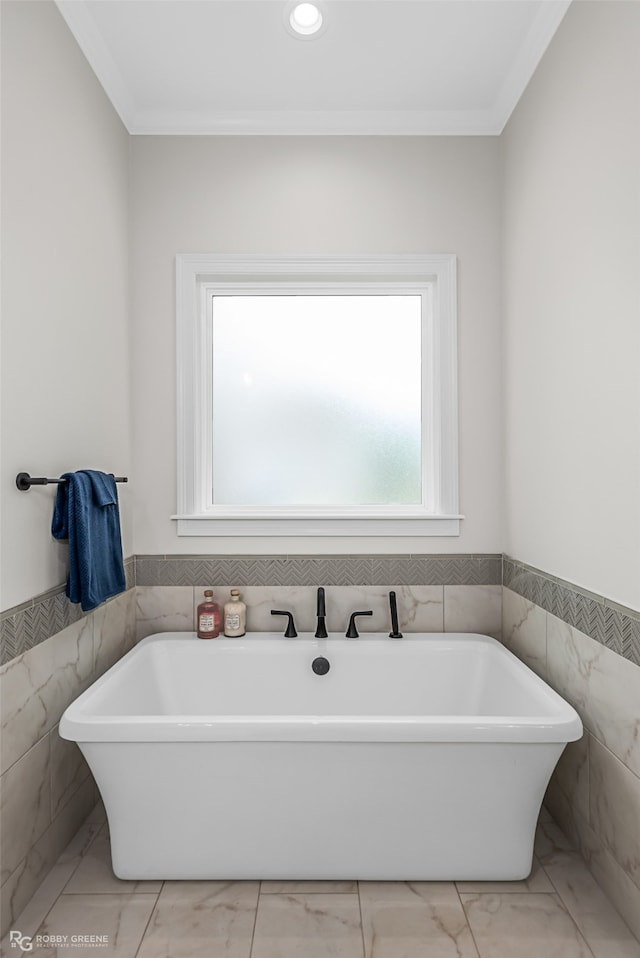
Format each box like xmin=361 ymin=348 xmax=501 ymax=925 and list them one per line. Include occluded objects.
xmin=16 ymin=472 xmax=128 ymax=492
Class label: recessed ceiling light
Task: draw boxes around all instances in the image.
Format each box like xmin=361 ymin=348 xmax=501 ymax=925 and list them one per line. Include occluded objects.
xmin=285 ymin=1 xmax=327 ymax=39
xmin=291 ymin=3 xmax=322 ymax=33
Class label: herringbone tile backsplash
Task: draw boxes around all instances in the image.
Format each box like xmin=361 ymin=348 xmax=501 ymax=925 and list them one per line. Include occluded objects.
xmin=503 ymin=556 xmax=640 ymax=665
xmin=134 ymin=554 xmax=502 ymax=588
xmin=0 ymin=594 xmax=83 ymax=663
xmin=0 ymin=557 xmax=134 ymax=664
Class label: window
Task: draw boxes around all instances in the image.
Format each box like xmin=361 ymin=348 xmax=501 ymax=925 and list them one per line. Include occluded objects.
xmin=175 ymin=254 xmax=460 ymax=535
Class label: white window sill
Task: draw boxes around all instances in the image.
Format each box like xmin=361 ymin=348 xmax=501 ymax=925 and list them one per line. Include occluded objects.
xmin=172 ymin=515 xmax=463 ymax=536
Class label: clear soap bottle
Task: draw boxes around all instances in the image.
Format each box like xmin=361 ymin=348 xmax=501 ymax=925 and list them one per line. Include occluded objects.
xmin=224 ymin=589 xmax=246 ymax=637
xmin=197 ymin=590 xmax=221 ymax=639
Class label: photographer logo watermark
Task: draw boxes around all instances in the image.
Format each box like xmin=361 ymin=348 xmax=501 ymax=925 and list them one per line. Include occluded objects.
xmin=10 ymin=930 xmax=110 ymax=951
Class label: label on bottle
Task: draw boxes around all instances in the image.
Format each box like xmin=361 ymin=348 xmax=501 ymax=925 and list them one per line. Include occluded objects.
xmin=225 ymin=613 xmax=241 ymax=631
xmin=199 ymin=614 xmax=215 ymax=632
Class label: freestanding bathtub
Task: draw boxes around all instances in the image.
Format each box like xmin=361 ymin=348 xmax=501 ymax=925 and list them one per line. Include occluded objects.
xmin=60 ymin=632 xmax=582 ymax=881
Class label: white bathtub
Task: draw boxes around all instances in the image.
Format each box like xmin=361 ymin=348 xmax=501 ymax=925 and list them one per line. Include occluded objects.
xmin=60 ymin=632 xmax=582 ymax=881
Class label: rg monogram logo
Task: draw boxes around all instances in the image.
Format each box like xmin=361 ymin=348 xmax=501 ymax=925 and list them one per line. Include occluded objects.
xmin=9 ymin=931 xmax=33 ymax=952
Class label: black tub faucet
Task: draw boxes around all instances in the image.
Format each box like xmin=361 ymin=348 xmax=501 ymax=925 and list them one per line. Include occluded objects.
xmin=315 ymin=587 xmax=328 ymax=638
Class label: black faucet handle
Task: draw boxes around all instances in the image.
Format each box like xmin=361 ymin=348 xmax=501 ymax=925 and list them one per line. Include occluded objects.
xmin=271 ymin=610 xmax=298 ymax=638
xmin=345 ymin=610 xmax=373 ymax=639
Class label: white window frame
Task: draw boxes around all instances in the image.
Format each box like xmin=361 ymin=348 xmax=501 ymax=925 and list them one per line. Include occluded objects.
xmin=174 ymin=254 xmax=461 ymax=536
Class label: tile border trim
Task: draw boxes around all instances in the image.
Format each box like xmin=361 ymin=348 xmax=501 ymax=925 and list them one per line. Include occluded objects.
xmin=134 ymin=553 xmax=502 ymax=588
xmin=503 ymin=555 xmax=640 ymax=667
xmin=0 ymin=558 xmax=135 ymax=666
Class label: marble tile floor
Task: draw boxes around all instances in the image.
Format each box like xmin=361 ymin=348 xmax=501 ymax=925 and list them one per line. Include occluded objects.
xmin=2 ymin=807 xmax=639 ymax=958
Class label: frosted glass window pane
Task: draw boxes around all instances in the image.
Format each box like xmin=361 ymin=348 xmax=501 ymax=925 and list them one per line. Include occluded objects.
xmin=211 ymin=296 xmax=422 ymax=506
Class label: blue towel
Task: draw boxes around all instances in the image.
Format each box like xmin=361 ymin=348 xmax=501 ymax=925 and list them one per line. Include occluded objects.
xmin=51 ymin=470 xmax=126 ymax=612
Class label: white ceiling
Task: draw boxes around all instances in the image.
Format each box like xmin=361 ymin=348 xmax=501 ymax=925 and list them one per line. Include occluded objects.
xmin=55 ymin=0 xmax=571 ymax=135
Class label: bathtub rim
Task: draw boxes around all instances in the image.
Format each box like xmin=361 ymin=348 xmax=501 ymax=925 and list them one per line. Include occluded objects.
xmin=59 ymin=631 xmax=583 ymax=745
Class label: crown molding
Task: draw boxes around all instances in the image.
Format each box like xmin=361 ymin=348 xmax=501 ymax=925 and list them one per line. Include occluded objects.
xmin=55 ymin=0 xmax=137 ymax=130
xmin=130 ymin=108 xmax=502 ymax=137
xmin=492 ymin=0 xmax=571 ymax=134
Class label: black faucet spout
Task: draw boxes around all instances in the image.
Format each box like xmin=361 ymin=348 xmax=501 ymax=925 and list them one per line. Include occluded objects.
xmin=315 ymin=587 xmax=328 ymax=638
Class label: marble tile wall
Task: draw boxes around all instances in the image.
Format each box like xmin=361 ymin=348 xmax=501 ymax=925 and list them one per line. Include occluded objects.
xmin=136 ymin=584 xmax=503 ymax=642
xmin=502 ymin=586 xmax=640 ymax=941
xmin=133 ymin=553 xmax=503 ymax=641
xmin=0 ymin=588 xmax=136 ymax=939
